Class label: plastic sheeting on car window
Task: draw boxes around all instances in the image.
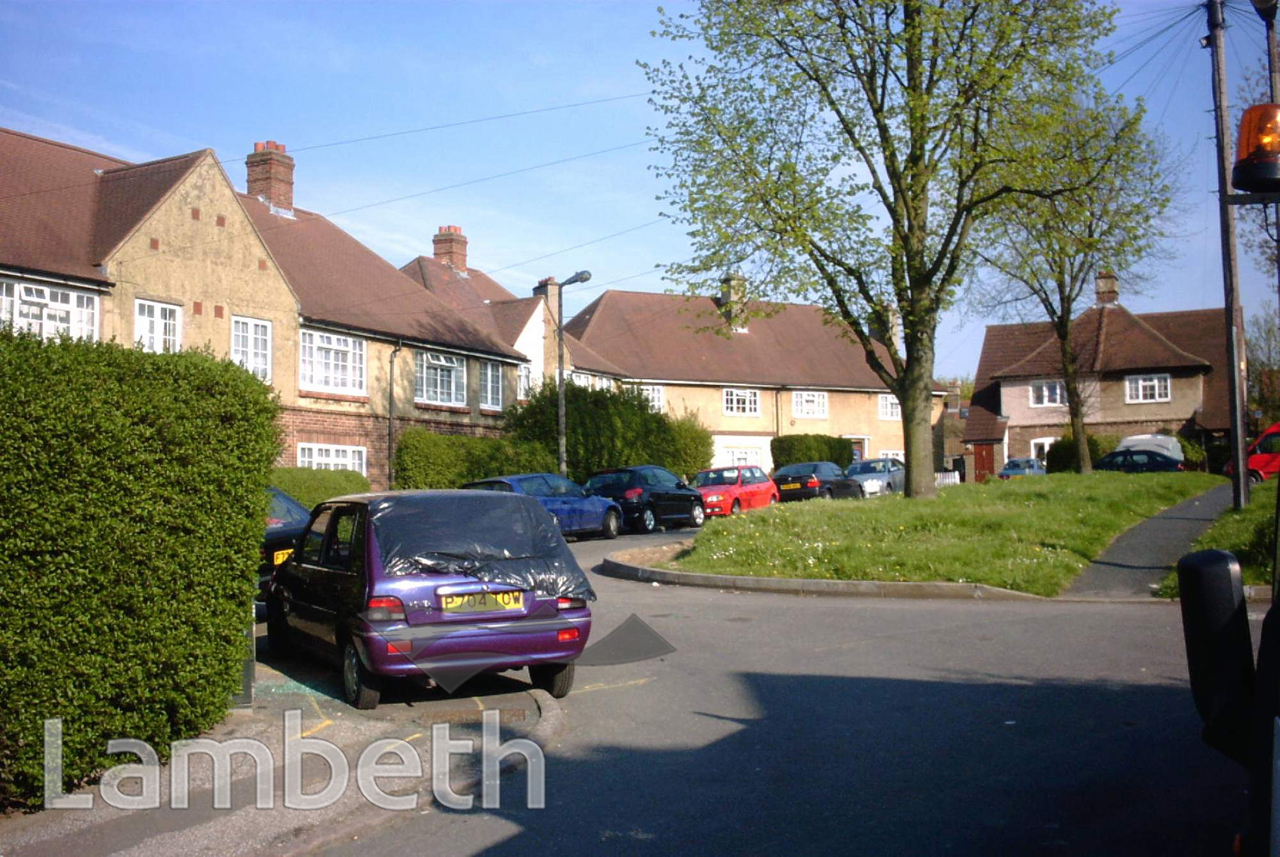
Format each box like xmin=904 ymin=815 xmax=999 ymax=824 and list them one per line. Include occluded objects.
xmin=369 ymin=492 xmax=596 ymax=601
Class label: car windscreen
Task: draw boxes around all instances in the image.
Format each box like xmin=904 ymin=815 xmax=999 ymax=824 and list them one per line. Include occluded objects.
xmin=848 ymin=461 xmax=885 ymax=475
xmin=461 ymin=481 xmax=513 ymax=492
xmin=775 ymin=464 xmax=818 ymax=478
xmin=584 ymin=471 xmax=634 ymax=492
xmin=267 ymin=490 xmax=311 ymax=529
xmin=693 ymin=469 xmax=738 ymax=487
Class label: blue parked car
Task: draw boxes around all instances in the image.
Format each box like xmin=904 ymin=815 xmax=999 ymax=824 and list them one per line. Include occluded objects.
xmin=997 ymin=458 xmax=1047 ymax=480
xmin=461 ymin=473 xmax=623 ymax=539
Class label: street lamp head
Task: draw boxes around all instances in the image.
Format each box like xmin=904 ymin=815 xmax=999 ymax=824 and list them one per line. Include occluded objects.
xmin=1252 ymin=0 xmax=1278 ymax=21
xmin=561 ymin=270 xmax=592 ymax=287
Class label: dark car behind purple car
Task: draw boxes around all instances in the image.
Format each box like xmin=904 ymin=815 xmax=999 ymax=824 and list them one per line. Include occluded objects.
xmin=266 ymin=490 xmax=594 ymax=709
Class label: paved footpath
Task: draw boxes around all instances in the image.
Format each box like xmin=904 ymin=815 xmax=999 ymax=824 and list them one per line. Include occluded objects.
xmin=1065 ymin=482 xmax=1235 ymax=599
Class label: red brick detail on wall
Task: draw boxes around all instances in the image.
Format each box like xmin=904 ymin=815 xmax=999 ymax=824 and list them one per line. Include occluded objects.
xmin=258 ymin=259 xmax=268 ymax=271
xmin=216 ymin=214 xmax=226 ymax=228
xmin=191 ymin=207 xmax=200 ymax=221
xmin=277 ymin=407 xmax=501 ymax=490
xmin=193 ymin=301 xmax=203 ymax=316
xmin=299 ymin=391 xmax=371 ymax=405
xmin=149 ymin=238 xmax=160 ymax=250
xmin=214 ymin=305 xmax=224 ymax=319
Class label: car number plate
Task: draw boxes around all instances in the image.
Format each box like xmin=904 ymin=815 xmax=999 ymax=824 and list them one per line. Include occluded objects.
xmin=440 ymin=591 xmax=524 ymax=614
xmin=781 ymin=482 xmax=800 ymax=490
xmin=273 ymin=548 xmax=293 ymax=566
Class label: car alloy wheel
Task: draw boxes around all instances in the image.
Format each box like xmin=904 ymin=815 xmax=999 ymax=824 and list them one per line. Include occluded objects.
xmin=601 ymin=509 xmax=620 ymax=540
xmin=640 ymin=506 xmax=657 ymax=533
xmin=690 ymin=503 xmax=705 ymax=528
xmin=731 ymin=500 xmax=741 ymax=515
xmin=769 ymin=495 xmax=777 ymax=505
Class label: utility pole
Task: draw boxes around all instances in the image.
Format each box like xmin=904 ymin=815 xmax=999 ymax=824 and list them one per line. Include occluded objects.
xmin=557 ymin=280 xmax=567 ymax=477
xmin=1208 ymin=0 xmax=1250 ymax=510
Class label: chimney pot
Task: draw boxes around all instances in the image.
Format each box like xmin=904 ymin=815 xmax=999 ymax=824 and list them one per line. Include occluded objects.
xmin=254 ymin=142 xmax=265 ymax=153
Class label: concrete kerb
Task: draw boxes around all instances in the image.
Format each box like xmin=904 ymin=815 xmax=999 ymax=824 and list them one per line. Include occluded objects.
xmin=274 ymin=688 xmax=564 ymax=856
xmin=600 ymin=541 xmax=1045 ymax=602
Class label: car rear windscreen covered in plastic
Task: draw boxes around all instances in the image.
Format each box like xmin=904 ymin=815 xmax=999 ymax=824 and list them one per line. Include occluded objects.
xmin=368 ymin=491 xmax=596 ymax=600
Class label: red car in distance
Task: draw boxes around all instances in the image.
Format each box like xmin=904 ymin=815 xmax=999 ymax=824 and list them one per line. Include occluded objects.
xmin=691 ymin=465 xmax=779 ymax=516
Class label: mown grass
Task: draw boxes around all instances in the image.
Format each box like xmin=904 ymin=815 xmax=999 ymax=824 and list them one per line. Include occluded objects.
xmin=670 ymin=472 xmax=1225 ymax=597
xmin=1155 ymin=478 xmax=1276 ymax=597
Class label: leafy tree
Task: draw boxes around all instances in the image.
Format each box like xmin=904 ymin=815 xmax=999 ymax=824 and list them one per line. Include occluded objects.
xmin=666 ymin=410 xmax=716 ymax=480
xmin=645 ymin=0 xmax=1115 ymax=497
xmin=970 ymin=97 xmax=1174 ymax=473
xmin=1248 ymin=301 xmax=1280 ymax=427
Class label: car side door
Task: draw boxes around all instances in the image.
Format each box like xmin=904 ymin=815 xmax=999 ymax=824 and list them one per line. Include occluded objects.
xmin=889 ymin=459 xmax=905 ymax=492
xmin=281 ymin=506 xmax=334 ymax=649
xmin=519 ymin=476 xmax=561 ymax=530
xmin=548 ymin=474 xmax=591 ymax=532
xmin=651 ymin=467 xmax=685 ymax=520
xmin=314 ymin=504 xmax=367 ymax=660
xmin=1251 ymin=431 xmax=1280 ymax=479
xmin=748 ymin=467 xmax=769 ymax=507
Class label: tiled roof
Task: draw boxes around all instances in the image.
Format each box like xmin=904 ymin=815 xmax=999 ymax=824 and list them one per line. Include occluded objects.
xmin=964 ymin=304 xmax=1229 ymax=443
xmin=92 ymin=151 xmax=207 ymax=263
xmin=565 ymin=333 xmax=627 ymax=377
xmin=563 ymin=290 xmax=902 ymax=390
xmin=238 ymin=195 xmax=521 ymax=359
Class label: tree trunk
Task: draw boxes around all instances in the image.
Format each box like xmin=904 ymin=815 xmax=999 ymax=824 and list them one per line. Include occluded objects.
xmin=900 ymin=335 xmax=938 ymax=498
xmin=1056 ymin=327 xmax=1091 ymax=473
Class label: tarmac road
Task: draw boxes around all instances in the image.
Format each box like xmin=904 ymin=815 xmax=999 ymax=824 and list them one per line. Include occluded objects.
xmin=314 ymin=528 xmax=1252 ymax=857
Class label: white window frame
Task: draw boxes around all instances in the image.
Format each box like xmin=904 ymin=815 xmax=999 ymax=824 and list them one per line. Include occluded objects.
xmin=518 ymin=364 xmax=533 ymax=400
xmin=479 ymin=360 xmax=503 ymax=410
xmin=570 ymin=372 xmax=592 ymax=387
xmin=723 ymin=388 xmax=761 ymax=417
xmin=1029 ymin=379 xmax=1066 ymax=408
xmin=1 ymin=281 xmax=98 ymax=341
xmin=792 ymin=390 xmax=829 ymax=420
xmin=725 ymin=447 xmax=761 ymax=467
xmin=637 ymin=384 xmax=664 ymax=413
xmin=134 ymin=298 xmax=182 ymax=354
xmin=1030 ymin=436 xmax=1059 ymax=462
xmin=299 ymin=328 xmax=366 ymax=395
xmin=880 ymin=450 xmax=905 ymax=462
xmin=1125 ymin=373 xmax=1171 ymax=404
xmin=878 ymin=394 xmax=901 ymax=420
xmin=231 ymin=316 xmax=273 ymax=383
xmin=297 ymin=443 xmax=367 ymax=476
xmin=414 ymin=350 xmax=465 ymax=406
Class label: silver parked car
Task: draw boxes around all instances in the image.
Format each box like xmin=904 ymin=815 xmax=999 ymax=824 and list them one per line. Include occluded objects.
xmin=845 ymin=458 xmax=905 ymax=496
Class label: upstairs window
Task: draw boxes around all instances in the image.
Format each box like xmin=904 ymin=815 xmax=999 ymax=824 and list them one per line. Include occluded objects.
xmin=1030 ymin=380 xmax=1066 ymax=407
xmin=135 ymin=299 xmax=181 ymax=354
xmin=415 ymin=351 xmax=465 ymax=405
xmin=480 ymin=361 xmax=503 ymax=410
xmin=518 ymin=365 xmax=533 ymax=400
xmin=1126 ymin=374 xmax=1171 ymax=403
xmin=792 ymin=390 xmax=828 ymax=419
xmin=878 ymin=394 xmax=900 ymax=420
xmin=723 ymin=388 xmax=760 ymax=417
xmin=300 ymin=329 xmax=365 ymax=394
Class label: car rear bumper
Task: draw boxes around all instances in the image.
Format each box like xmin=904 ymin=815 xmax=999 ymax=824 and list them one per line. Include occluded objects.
xmin=357 ymin=611 xmax=592 ymax=678
xmin=778 ymin=487 xmax=819 ymax=502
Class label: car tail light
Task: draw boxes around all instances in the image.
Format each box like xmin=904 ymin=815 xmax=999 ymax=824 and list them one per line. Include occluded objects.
xmin=557 ymin=628 xmax=580 ymax=642
xmin=387 ymin=640 xmax=412 ymax=655
xmin=623 ymin=487 xmax=643 ymax=500
xmin=1178 ymin=463 xmax=1185 ymax=471
xmin=556 ymin=597 xmax=586 ymax=610
xmin=806 ymin=477 xmax=819 ymax=488
xmin=366 ymin=596 xmax=406 ymax=622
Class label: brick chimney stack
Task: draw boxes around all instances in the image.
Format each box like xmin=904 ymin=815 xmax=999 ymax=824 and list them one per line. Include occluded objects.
xmin=1095 ymin=271 xmax=1119 ymax=306
xmin=246 ymin=141 xmax=294 ymax=210
xmin=533 ymin=276 xmax=561 ymax=327
xmin=433 ymin=225 xmax=468 ymax=271
xmin=717 ymin=271 xmax=747 ymax=326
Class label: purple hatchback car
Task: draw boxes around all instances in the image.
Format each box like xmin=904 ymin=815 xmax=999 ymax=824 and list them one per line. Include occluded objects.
xmin=265 ymin=490 xmax=595 ymax=709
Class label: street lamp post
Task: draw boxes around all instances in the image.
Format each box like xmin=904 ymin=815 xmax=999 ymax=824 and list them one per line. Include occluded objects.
xmin=554 ymin=270 xmax=591 ymax=478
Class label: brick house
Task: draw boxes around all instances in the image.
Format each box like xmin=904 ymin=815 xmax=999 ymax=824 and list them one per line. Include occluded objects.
xmin=963 ymin=275 xmax=1233 ymax=481
xmin=0 ymin=127 xmax=526 ymax=489
xmin=562 ymin=286 xmax=945 ymax=472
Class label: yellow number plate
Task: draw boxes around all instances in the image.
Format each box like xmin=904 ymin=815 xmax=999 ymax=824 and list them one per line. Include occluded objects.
xmin=273 ymin=548 xmax=294 ymax=566
xmin=441 ymin=591 xmax=525 ymax=614
xmin=781 ymin=482 xmax=800 ymax=490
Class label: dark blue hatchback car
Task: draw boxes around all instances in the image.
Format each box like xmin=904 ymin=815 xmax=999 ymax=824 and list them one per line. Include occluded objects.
xmin=461 ymin=472 xmax=623 ymax=539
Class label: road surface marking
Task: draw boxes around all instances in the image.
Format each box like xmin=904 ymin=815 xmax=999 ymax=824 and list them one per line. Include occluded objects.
xmin=300 ymin=694 xmax=334 ymax=737
xmin=572 ymin=677 xmax=655 ymax=694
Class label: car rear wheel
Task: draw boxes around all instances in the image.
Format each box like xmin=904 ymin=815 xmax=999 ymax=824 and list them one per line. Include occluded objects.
xmin=637 ymin=506 xmax=658 ymax=534
xmin=689 ymin=503 xmax=705 ymax=528
xmin=600 ymin=509 xmax=620 ymax=540
xmin=266 ymin=598 xmax=292 ymax=657
xmin=768 ymin=495 xmax=777 ymax=505
xmin=530 ymin=662 xmax=575 ymax=698
xmin=731 ymin=500 xmax=741 ymax=515
xmin=1249 ymin=471 xmax=1264 ymax=487
xmin=821 ymin=489 xmax=833 ymax=500
xmin=342 ymin=641 xmax=381 ymax=710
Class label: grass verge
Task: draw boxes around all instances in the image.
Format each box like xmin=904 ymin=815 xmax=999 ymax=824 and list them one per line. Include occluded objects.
xmin=1154 ymin=478 xmax=1276 ymax=597
xmin=669 ymin=472 xmax=1224 ymax=597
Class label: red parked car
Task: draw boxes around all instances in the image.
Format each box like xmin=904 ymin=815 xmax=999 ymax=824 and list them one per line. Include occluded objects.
xmin=1228 ymin=422 xmax=1280 ymax=484
xmin=691 ymin=466 xmax=778 ymax=516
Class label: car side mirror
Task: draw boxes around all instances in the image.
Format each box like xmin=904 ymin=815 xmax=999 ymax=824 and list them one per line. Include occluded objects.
xmin=676 ymin=481 xmax=687 ymax=489
xmin=1177 ymin=549 xmax=1256 ymax=765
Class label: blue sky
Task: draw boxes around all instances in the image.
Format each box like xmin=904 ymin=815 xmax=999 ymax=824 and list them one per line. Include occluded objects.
xmin=0 ymin=0 xmax=1271 ymax=380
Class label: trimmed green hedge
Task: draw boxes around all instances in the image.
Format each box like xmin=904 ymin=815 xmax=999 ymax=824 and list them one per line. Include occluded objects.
xmin=393 ymin=429 xmax=558 ymax=489
xmin=770 ymin=434 xmax=855 ymax=470
xmin=1045 ymin=432 xmax=1120 ymax=473
xmin=0 ymin=332 xmax=280 ymax=808
xmin=270 ymin=466 xmax=370 ymax=510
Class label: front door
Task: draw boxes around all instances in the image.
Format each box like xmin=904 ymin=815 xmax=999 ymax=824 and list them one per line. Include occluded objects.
xmin=974 ymin=444 xmax=995 ymax=483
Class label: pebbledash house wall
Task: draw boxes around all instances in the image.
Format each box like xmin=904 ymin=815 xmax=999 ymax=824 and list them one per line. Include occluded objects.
xmin=97 ymin=151 xmax=520 ymax=490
